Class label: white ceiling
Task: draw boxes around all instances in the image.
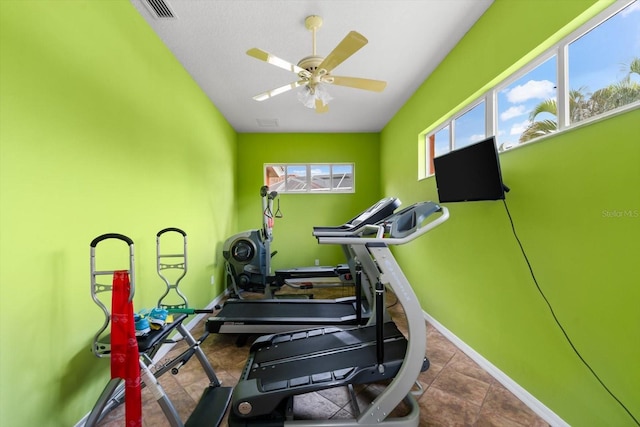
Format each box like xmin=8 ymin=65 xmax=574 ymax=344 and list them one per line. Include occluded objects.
xmin=129 ymin=0 xmax=493 ymax=133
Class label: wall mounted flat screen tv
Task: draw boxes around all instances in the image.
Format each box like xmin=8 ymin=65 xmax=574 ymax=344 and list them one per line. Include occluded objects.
xmin=433 ymin=136 xmax=507 ymax=203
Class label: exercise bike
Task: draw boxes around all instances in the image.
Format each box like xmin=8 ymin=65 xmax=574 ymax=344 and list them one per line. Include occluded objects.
xmin=222 ymin=185 xmax=281 ymax=298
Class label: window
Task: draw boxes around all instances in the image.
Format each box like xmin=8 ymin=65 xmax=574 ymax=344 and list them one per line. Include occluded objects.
xmin=425 ymin=102 xmax=486 ymax=175
xmin=568 ymin=1 xmax=640 ymax=124
xmin=434 ymin=126 xmax=451 ymax=157
xmin=454 ymin=101 xmax=486 ymax=150
xmin=426 ymin=126 xmax=450 ymax=175
xmin=265 ymin=163 xmax=354 ymax=193
xmin=422 ymin=0 xmax=639 ymax=178
xmin=310 ymin=165 xmax=331 ymax=191
xmin=497 ymin=55 xmax=557 ymax=149
xmin=329 ymin=164 xmax=354 ymax=191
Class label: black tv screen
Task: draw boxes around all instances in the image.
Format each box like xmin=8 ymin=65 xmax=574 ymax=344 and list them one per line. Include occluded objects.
xmin=433 ymin=136 xmax=506 ymax=203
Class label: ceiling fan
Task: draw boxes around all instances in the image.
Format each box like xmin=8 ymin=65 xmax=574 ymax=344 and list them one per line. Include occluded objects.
xmin=247 ymin=15 xmax=387 ymax=113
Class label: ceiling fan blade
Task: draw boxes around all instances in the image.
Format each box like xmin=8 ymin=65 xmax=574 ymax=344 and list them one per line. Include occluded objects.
xmin=315 ymin=98 xmax=329 ymax=113
xmin=253 ymin=81 xmax=307 ymax=101
xmin=247 ymin=48 xmax=310 ymax=77
xmin=317 ymin=31 xmax=368 ymax=73
xmin=329 ymin=76 xmax=387 ymax=92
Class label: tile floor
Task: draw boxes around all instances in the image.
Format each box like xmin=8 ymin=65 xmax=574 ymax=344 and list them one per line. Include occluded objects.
xmin=94 ymin=283 xmax=549 ymax=426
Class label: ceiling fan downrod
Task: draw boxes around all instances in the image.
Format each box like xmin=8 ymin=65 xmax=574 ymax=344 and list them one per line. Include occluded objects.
xmin=305 ymin=15 xmax=323 ymax=56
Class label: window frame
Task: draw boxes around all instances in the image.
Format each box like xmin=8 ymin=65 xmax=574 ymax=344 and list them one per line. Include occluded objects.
xmin=264 ymin=163 xmax=356 ymax=194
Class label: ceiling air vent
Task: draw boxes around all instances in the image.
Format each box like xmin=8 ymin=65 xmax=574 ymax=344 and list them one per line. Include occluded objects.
xmin=256 ymin=118 xmax=279 ymax=128
xmin=144 ymin=0 xmax=175 ymax=19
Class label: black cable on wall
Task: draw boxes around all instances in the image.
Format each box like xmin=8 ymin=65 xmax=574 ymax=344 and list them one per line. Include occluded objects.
xmin=502 ymin=199 xmax=639 ymax=426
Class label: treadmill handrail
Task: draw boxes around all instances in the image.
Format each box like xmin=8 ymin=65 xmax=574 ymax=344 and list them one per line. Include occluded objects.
xmin=312 ymin=219 xmax=390 ymax=238
xmin=317 ymin=204 xmax=449 ymax=246
xmin=360 ymin=224 xmax=385 ymax=238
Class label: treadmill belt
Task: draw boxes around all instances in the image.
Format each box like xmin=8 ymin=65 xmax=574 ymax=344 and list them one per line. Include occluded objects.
xmin=230 ymin=335 xmax=411 ymax=419
xmin=275 ymin=266 xmax=338 ymax=275
xmin=252 ymin=322 xmax=403 ymax=365
xmin=212 ymin=299 xmax=358 ymax=321
xmin=248 ymin=337 xmax=408 ymax=386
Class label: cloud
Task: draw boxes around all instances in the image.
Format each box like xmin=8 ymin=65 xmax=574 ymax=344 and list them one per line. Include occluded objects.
xmin=510 ymin=119 xmax=531 ymax=136
xmin=469 ymin=134 xmax=485 ymax=143
xmin=621 ymin=1 xmax=640 ymax=17
xmin=500 ymin=105 xmax=527 ymax=121
xmin=506 ymin=80 xmax=555 ymax=103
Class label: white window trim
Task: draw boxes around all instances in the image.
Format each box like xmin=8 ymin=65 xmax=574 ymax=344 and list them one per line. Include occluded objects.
xmin=264 ymin=163 xmax=356 ymax=194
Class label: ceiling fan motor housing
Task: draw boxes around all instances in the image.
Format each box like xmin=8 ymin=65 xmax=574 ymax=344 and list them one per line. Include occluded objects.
xmin=297 ymin=55 xmax=324 ymax=73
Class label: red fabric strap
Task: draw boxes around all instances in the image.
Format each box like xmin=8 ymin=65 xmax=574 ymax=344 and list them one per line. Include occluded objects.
xmin=111 ymin=270 xmax=142 ymax=427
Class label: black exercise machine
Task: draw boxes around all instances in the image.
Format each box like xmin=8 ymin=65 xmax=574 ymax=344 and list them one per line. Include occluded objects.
xmin=223 ymin=186 xmax=282 ymax=297
xmin=226 ymin=201 xmax=450 ymax=426
xmin=207 ymin=197 xmax=403 ymax=336
xmin=222 ymin=187 xmax=401 ymax=298
xmin=272 ymin=196 xmax=403 ymax=288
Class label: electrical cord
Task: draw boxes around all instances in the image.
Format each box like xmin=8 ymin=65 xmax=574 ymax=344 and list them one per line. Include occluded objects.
xmin=502 ymin=199 xmax=639 ymax=426
xmin=385 ymin=285 xmax=399 ymax=309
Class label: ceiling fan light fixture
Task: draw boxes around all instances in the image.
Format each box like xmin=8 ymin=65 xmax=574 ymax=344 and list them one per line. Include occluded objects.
xmin=297 ymin=84 xmax=332 ymax=109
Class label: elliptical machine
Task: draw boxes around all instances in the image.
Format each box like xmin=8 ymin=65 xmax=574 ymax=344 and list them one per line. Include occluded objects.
xmin=222 ymin=186 xmax=282 ymax=298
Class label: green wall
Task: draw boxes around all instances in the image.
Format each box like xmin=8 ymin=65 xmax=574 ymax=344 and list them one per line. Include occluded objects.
xmin=2 ymin=0 xmax=638 ymax=426
xmin=381 ymin=0 xmax=639 ymax=425
xmin=0 ymin=1 xmax=237 ymax=426
xmin=236 ymin=133 xmax=380 ymax=270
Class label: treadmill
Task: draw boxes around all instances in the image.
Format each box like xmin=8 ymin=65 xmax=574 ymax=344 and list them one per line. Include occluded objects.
xmin=226 ymin=201 xmax=450 ymax=426
xmin=206 ymin=197 xmax=402 ymax=335
xmin=272 ymin=196 xmax=402 ymax=287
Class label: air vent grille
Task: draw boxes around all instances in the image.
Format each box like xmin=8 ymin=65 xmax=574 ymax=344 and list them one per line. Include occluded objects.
xmin=256 ymin=118 xmax=279 ymax=128
xmin=145 ymin=0 xmax=175 ymax=19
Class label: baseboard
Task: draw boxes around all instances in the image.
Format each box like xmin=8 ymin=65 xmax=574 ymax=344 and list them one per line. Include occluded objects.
xmin=423 ymin=311 xmax=569 ymax=427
